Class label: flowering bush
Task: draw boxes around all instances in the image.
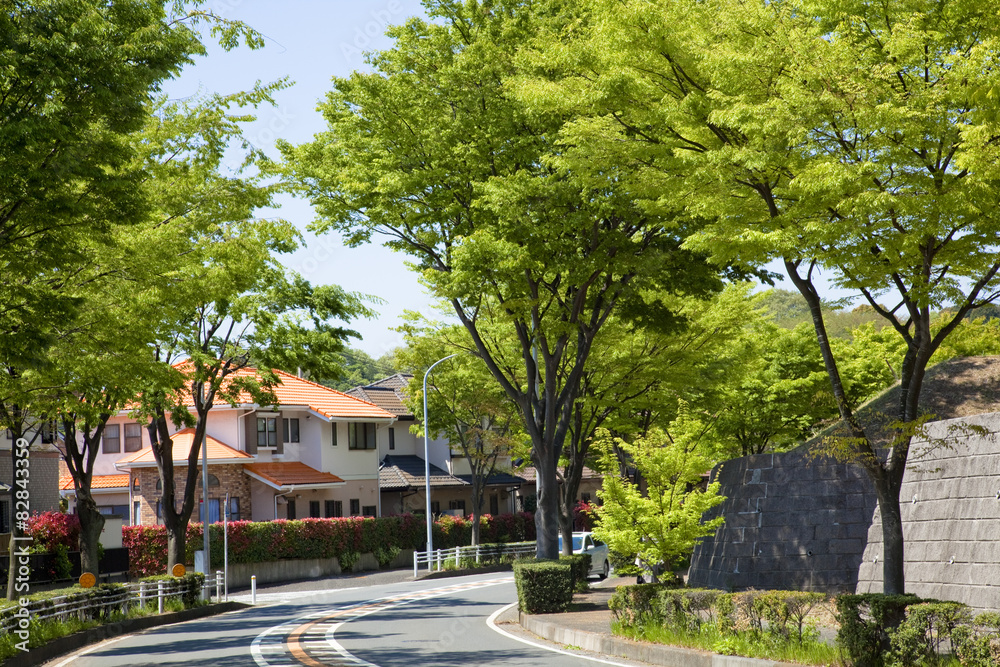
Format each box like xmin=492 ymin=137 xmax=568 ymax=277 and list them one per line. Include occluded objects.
xmin=573 ymin=501 xmax=597 ymax=531
xmin=123 ymin=512 xmax=535 ymax=577
xmin=25 ymin=511 xmax=80 ymax=553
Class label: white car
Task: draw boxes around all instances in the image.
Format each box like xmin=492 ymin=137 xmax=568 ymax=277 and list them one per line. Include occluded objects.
xmin=559 ymin=531 xmax=610 ymax=579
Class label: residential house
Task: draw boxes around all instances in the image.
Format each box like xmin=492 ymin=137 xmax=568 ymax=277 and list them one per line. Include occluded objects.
xmin=348 ymin=374 xmax=526 ymax=517
xmin=59 ymin=367 xmax=398 ymax=525
xmin=1 ymin=429 xmax=61 ymax=533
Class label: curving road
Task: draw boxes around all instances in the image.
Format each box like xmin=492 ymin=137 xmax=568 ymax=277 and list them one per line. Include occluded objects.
xmin=46 ymin=572 xmax=642 ymax=667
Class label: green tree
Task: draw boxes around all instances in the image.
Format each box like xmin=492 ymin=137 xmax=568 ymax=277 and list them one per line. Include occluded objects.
xmin=522 ymin=0 xmax=1000 ymax=594
xmin=396 ymin=315 xmax=523 ymax=545
xmin=593 ymin=418 xmax=725 ymax=580
xmin=128 ymin=87 xmax=368 ymax=571
xmin=324 ymin=347 xmax=398 ymax=391
xmin=278 ymin=0 xmax=719 ymax=558
xmin=711 ymin=320 xmax=835 ymax=458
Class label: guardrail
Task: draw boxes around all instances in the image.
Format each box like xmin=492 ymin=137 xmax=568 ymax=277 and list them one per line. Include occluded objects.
xmin=413 ymin=541 xmax=536 ymax=576
xmin=0 ymin=571 xmax=227 ymax=636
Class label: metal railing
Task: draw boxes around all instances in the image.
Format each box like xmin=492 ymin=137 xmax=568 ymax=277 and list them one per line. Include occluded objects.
xmin=0 ymin=571 xmax=228 ymax=635
xmin=413 ymin=541 xmax=536 ymax=576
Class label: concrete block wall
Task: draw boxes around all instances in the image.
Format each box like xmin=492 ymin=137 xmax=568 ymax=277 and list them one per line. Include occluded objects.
xmin=688 ymin=449 xmax=878 ymax=593
xmin=856 ymin=412 xmax=1000 ymax=613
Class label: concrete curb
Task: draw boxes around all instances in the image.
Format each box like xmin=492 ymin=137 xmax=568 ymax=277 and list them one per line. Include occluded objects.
xmin=519 ymin=612 xmax=805 ymax=667
xmin=4 ymin=601 xmax=249 ymax=667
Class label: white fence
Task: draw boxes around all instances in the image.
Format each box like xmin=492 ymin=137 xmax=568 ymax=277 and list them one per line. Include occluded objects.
xmin=413 ymin=541 xmax=536 ymax=577
xmin=0 ymin=571 xmax=226 ymax=636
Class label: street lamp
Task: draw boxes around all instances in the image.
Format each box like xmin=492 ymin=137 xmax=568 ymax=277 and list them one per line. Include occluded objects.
xmin=424 ymin=353 xmax=459 ymax=565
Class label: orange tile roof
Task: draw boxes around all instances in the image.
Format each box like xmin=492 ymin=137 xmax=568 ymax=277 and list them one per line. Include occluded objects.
xmin=169 ymin=364 xmax=395 ymax=421
xmin=243 ymin=462 xmax=345 ymax=489
xmin=115 ymin=427 xmax=253 ymax=469
xmin=59 ymin=473 xmax=130 ymax=491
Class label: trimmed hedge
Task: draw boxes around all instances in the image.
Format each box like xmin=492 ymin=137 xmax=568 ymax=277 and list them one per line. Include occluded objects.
xmin=561 ymin=553 xmax=591 ymax=593
xmin=123 ymin=512 xmax=534 ymax=577
xmin=514 ymin=559 xmax=574 ymax=614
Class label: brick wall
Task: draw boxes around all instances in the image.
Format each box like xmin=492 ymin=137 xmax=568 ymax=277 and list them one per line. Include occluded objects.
xmin=688 ymin=449 xmax=877 ymax=593
xmin=133 ymin=463 xmax=251 ymax=526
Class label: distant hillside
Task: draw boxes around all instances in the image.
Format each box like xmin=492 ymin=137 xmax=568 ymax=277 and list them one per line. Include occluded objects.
xmin=808 ymin=355 xmax=1000 ymax=447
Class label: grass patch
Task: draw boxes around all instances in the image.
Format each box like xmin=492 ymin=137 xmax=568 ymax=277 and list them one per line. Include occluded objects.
xmin=614 ymin=620 xmax=844 ymax=666
xmin=0 ymin=595 xmax=203 ymax=662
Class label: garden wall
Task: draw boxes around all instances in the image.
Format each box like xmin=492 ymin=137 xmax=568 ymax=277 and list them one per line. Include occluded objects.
xmin=855 ymin=412 xmax=1000 ymax=613
xmin=688 ymin=449 xmax=877 ymax=593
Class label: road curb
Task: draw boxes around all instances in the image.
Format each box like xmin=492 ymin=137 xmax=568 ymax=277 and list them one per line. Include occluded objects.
xmin=5 ymin=601 xmax=249 ymax=667
xmin=519 ymin=612 xmax=805 ymax=667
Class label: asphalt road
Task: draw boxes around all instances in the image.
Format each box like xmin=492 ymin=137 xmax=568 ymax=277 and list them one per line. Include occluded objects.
xmin=45 ymin=571 xmax=644 ymax=667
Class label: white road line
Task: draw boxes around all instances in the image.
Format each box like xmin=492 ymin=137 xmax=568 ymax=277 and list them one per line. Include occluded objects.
xmin=252 ymin=576 xmax=513 ymax=666
xmin=486 ymin=602 xmax=638 ymax=667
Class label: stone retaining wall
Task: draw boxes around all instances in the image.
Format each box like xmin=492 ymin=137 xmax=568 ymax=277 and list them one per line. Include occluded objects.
xmin=688 ymin=449 xmax=877 ymax=593
xmin=856 ymin=412 xmax=1000 ymax=613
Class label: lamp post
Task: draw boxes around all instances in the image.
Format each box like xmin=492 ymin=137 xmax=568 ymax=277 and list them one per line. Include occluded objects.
xmin=424 ymin=353 xmax=459 ymax=565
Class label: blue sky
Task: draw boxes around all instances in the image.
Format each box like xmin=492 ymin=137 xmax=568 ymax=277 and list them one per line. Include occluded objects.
xmin=164 ymin=0 xmax=436 ymax=358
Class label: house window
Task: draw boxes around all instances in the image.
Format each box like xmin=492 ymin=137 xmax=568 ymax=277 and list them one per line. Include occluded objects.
xmin=309 ymin=500 xmax=320 ymax=518
xmin=132 ymin=500 xmax=141 ymax=526
xmin=449 ymin=499 xmax=466 ymax=513
xmin=581 ymin=492 xmax=591 ymax=504
xmin=362 ymin=505 xmax=376 ymax=517
xmin=349 ymin=498 xmax=360 ymax=516
xmin=325 ymin=500 xmax=342 ymax=518
xmin=430 ymin=501 xmax=440 ymax=514
xmin=348 ymin=423 xmax=376 ymax=450
xmin=388 ymin=427 xmax=395 ymax=450
xmin=132 ymin=477 xmax=140 ymax=492
xmin=257 ymin=417 xmax=278 ymax=448
xmin=283 ymin=418 xmax=300 ymax=443
xmin=490 ymin=494 xmax=499 ymax=515
xmin=228 ymin=497 xmax=240 ymax=521
xmin=0 ymin=499 xmax=9 ymax=533
xmin=124 ymin=423 xmax=143 ymax=452
xmin=287 ymin=499 xmax=296 ymax=520
xmin=197 ymin=474 xmax=220 ymax=487
xmin=103 ymin=424 xmax=121 ymax=454
xmin=331 ymin=422 xmax=338 ymax=446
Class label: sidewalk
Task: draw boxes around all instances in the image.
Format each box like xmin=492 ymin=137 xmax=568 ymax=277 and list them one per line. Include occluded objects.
xmin=517 ymin=577 xmax=806 ymax=667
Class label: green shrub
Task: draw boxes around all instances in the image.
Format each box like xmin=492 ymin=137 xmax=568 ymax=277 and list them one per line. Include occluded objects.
xmin=885 ymin=602 xmax=972 ymax=667
xmin=560 ymin=553 xmax=591 ymax=593
xmin=608 ymin=583 xmax=669 ymax=627
xmin=835 ymin=593 xmax=924 ymax=667
xmin=513 ymin=560 xmax=574 ymax=614
xmin=658 ymin=588 xmax=722 ymax=632
xmin=952 ymin=611 xmax=1000 ymax=667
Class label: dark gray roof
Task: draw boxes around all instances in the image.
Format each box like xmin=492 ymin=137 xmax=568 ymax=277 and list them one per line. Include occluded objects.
xmin=456 ymin=471 xmax=528 ymax=487
xmin=379 ymin=454 xmax=469 ymax=491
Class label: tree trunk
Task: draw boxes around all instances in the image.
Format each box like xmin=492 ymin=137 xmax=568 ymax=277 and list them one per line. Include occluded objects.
xmin=165 ymin=518 xmax=186 ymax=572
xmin=874 ymin=478 xmax=906 ymax=595
xmin=77 ymin=493 xmax=105 ymax=576
xmin=534 ymin=450 xmax=560 ymax=560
